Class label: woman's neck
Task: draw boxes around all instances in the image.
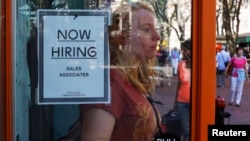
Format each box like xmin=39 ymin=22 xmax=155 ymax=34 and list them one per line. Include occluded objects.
xmin=236 ymin=55 xmax=242 ymax=58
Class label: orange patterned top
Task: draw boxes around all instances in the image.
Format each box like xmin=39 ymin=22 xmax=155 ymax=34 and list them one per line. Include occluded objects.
xmin=80 ymin=69 xmax=157 ymax=141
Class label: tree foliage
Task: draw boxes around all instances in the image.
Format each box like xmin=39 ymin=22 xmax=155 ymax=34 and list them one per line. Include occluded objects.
xmin=142 ymin=0 xmax=191 ymax=43
xmin=217 ymin=0 xmax=242 ymax=55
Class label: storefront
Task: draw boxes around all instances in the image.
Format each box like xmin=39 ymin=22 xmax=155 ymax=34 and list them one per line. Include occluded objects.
xmin=237 ymin=32 xmax=250 ymax=47
xmin=1 ymin=0 xmax=216 ymax=141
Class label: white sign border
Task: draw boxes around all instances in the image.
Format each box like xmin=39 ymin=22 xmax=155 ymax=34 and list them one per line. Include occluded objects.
xmin=36 ymin=9 xmax=111 ymax=105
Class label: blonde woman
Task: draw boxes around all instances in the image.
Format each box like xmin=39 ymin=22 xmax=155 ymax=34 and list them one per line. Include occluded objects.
xmin=80 ymin=2 xmax=161 ymax=141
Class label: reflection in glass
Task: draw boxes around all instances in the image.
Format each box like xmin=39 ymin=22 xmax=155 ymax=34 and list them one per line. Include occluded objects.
xmin=14 ymin=0 xmax=192 ymax=141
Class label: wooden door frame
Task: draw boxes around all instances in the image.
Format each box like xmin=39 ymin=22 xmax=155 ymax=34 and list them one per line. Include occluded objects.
xmin=4 ymin=0 xmax=216 ymax=141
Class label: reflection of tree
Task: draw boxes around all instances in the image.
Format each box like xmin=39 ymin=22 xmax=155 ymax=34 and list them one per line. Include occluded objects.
xmin=216 ymin=0 xmax=242 ymax=55
xmin=29 ymin=0 xmax=54 ymax=9
xmin=143 ymin=0 xmax=191 ymax=42
xmin=29 ymin=0 xmax=86 ymax=10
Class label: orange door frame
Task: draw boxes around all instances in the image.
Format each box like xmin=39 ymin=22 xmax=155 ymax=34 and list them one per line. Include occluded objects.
xmin=191 ymin=0 xmax=216 ymax=141
xmin=1 ymin=0 xmax=6 ymax=141
xmin=4 ymin=0 xmax=216 ymax=141
xmin=5 ymin=0 xmax=13 ymax=141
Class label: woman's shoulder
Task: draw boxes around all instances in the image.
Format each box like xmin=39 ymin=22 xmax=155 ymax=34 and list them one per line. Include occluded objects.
xmin=179 ymin=60 xmax=187 ymax=65
xmin=230 ymin=56 xmax=235 ymax=61
xmin=178 ymin=60 xmax=186 ymax=70
xmin=110 ymin=68 xmax=127 ymax=83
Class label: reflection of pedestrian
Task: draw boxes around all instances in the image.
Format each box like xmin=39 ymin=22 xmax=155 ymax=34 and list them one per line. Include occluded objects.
xmin=175 ymin=40 xmax=191 ymax=141
xmin=225 ymin=47 xmax=249 ymax=107
xmin=79 ymin=2 xmax=161 ymax=141
xmin=216 ymin=45 xmax=230 ymax=88
xmin=156 ymin=44 xmax=169 ymax=87
xmin=243 ymin=46 xmax=250 ymax=62
xmin=156 ymin=44 xmax=168 ymax=66
xmin=171 ymin=47 xmax=180 ymax=75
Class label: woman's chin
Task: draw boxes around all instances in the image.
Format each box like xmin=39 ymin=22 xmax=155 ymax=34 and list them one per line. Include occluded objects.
xmin=147 ymin=54 xmax=157 ymax=60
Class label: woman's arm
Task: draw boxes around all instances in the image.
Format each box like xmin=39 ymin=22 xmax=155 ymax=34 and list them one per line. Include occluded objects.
xmin=81 ymin=108 xmax=116 ymax=141
xmin=224 ymin=57 xmax=233 ymax=76
xmin=244 ymin=61 xmax=249 ymax=80
xmin=224 ymin=61 xmax=231 ymax=74
xmin=173 ymin=62 xmax=182 ymax=110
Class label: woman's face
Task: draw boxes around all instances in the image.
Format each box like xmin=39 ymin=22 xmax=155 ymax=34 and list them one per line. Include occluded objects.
xmin=181 ymin=47 xmax=191 ymax=58
xmin=237 ymin=48 xmax=244 ymax=56
xmin=130 ymin=9 xmax=160 ymax=60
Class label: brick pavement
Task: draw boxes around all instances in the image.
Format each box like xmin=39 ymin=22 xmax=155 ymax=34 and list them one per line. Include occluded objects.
xmin=152 ymin=75 xmax=250 ymax=125
xmin=216 ymin=77 xmax=250 ymax=125
xmin=152 ymin=76 xmax=178 ymax=116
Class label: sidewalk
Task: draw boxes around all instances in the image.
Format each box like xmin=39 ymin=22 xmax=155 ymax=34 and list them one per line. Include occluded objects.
xmin=216 ymin=77 xmax=250 ymax=125
xmin=152 ymin=75 xmax=250 ymax=125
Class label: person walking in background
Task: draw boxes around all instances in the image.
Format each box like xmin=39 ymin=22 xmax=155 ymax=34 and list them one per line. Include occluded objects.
xmin=156 ymin=44 xmax=169 ymax=67
xmin=243 ymin=46 xmax=250 ymax=60
xmin=79 ymin=2 xmax=161 ymax=141
xmin=175 ymin=40 xmax=191 ymax=141
xmin=156 ymin=44 xmax=169 ymax=87
xmin=171 ymin=47 xmax=181 ymax=76
xmin=216 ymin=45 xmax=231 ymax=88
xmin=225 ymin=47 xmax=249 ymax=107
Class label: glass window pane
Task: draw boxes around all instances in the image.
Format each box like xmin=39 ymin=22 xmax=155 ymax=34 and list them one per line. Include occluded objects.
xmin=14 ymin=0 xmax=192 ymax=141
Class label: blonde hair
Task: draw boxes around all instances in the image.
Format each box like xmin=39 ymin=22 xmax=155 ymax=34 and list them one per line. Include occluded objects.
xmin=109 ymin=2 xmax=157 ymax=95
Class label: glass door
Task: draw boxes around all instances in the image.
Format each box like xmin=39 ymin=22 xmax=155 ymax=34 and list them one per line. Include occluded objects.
xmin=10 ymin=0 xmax=217 ymax=141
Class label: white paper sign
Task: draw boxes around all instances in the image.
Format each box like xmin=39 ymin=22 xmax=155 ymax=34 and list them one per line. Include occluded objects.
xmin=37 ymin=10 xmax=110 ymax=104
